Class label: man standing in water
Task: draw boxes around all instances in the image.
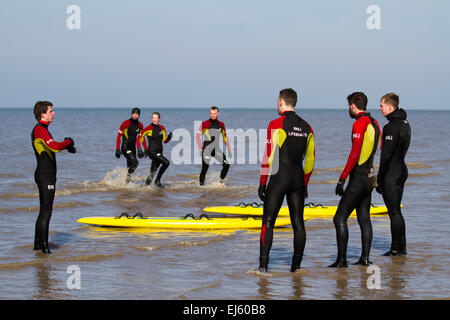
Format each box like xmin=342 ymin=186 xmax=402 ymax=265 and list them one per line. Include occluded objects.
xmin=376 ymin=93 xmax=411 ymax=256
xmin=31 ymin=101 xmax=76 ymax=253
xmin=196 ymin=106 xmax=231 ymax=186
xmin=137 ymin=112 xmax=173 ymax=189
xmin=257 ymin=88 xmax=315 ymax=273
xmin=330 ymin=92 xmax=381 ymax=267
xmin=115 ymin=107 xmax=144 ymax=183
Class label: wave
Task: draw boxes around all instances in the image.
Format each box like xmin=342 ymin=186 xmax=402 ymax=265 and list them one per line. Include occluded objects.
xmin=0 ymin=253 xmax=124 ymax=270
xmin=406 ymin=161 xmax=433 ymax=169
xmin=409 ymin=171 xmax=441 ymax=177
xmin=170 ymin=280 xmax=223 ymax=299
xmin=134 ymin=233 xmax=237 ymax=252
xmin=0 ymin=201 xmax=93 ymax=214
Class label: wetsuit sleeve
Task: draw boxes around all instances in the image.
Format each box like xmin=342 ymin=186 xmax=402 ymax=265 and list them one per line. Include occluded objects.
xmin=375 ymin=119 xmax=382 ymax=150
xmin=196 ymin=122 xmax=204 ymax=150
xmin=34 ymin=126 xmax=72 ymax=152
xmin=340 ymin=120 xmax=365 ymax=180
xmin=137 ymin=126 xmax=150 ymax=150
xmin=260 ymin=120 xmax=281 ymax=186
xmin=377 ymin=123 xmax=397 ymax=185
xmin=116 ymin=121 xmax=127 ymax=150
xmin=220 ymin=122 xmax=231 ymax=151
xmin=161 ymin=125 xmax=170 ymax=143
xmin=304 ymin=125 xmax=315 ymax=186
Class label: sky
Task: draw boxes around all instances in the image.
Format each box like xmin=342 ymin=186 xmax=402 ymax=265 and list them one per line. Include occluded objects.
xmin=0 ymin=0 xmax=449 ymax=109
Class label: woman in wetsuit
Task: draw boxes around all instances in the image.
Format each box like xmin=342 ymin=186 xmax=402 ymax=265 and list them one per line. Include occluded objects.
xmin=330 ymin=92 xmax=381 ymax=267
xmin=137 ymin=112 xmax=172 ymax=188
xmin=377 ymin=93 xmax=411 ymax=256
xmin=258 ymin=89 xmax=315 ymax=273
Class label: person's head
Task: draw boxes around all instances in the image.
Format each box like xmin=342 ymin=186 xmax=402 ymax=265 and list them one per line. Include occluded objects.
xmin=347 ymin=92 xmax=368 ymax=118
xmin=278 ymin=88 xmax=297 ymax=115
xmin=34 ymin=101 xmax=54 ymax=123
xmin=152 ymin=112 xmax=160 ymax=125
xmin=379 ymin=93 xmax=399 ymax=117
xmin=209 ymin=106 xmax=219 ymax=121
xmin=131 ymin=107 xmax=140 ymax=120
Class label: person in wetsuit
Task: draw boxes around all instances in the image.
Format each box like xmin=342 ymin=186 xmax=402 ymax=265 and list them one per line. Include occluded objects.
xmin=31 ymin=101 xmax=76 ymax=254
xmin=257 ymin=88 xmax=315 ymax=273
xmin=376 ymin=93 xmax=411 ymax=256
xmin=115 ymin=107 xmax=144 ymax=183
xmin=137 ymin=112 xmax=173 ymax=188
xmin=330 ymin=92 xmax=381 ymax=267
xmin=196 ymin=106 xmax=231 ymax=186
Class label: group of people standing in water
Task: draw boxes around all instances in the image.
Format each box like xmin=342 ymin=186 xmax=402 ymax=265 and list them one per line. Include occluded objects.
xmin=256 ymin=89 xmax=411 ymax=273
xmin=30 ymin=88 xmax=411 ymax=277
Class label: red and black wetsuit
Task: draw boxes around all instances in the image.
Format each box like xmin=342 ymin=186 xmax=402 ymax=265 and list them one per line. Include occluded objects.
xmin=116 ymin=118 xmax=143 ymax=175
xmin=331 ymin=112 xmax=381 ymax=267
xmin=137 ymin=123 xmax=172 ymax=185
xmin=31 ymin=121 xmax=73 ymax=251
xmin=196 ymin=119 xmax=231 ymax=185
xmin=377 ymin=108 xmax=411 ymax=255
xmin=259 ymin=110 xmax=315 ymax=271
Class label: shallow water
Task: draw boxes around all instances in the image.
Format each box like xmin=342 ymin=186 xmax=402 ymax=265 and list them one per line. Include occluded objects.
xmin=0 ymin=108 xmax=449 ymax=299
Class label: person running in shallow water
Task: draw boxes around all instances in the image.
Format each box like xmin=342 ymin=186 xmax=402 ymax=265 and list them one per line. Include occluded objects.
xmin=330 ymin=92 xmax=381 ymax=268
xmin=196 ymin=106 xmax=231 ymax=186
xmin=376 ymin=93 xmax=411 ymax=256
xmin=115 ymin=107 xmax=143 ymax=183
xmin=258 ymin=88 xmax=315 ymax=273
xmin=137 ymin=112 xmax=173 ymax=189
xmin=31 ymin=101 xmax=76 ymax=254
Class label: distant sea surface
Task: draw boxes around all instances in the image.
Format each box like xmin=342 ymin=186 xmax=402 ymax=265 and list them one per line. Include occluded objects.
xmin=0 ymin=108 xmax=449 ymax=299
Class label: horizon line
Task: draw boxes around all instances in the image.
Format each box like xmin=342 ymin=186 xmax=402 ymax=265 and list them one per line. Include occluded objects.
xmin=1 ymin=106 xmax=449 ymax=111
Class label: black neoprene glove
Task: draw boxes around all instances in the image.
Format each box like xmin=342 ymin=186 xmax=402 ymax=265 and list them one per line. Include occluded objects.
xmin=138 ymin=149 xmax=145 ymax=159
xmin=115 ymin=149 xmax=121 ymax=158
xmin=335 ymin=178 xmax=345 ymax=197
xmin=67 ymin=145 xmax=76 ymax=153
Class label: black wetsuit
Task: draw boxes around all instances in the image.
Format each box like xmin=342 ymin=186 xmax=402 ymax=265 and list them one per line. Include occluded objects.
xmin=259 ymin=111 xmax=315 ymax=272
xmin=116 ymin=118 xmax=143 ymax=176
xmin=31 ymin=121 xmax=73 ymax=253
xmin=331 ymin=112 xmax=381 ymax=267
xmin=137 ymin=123 xmax=172 ymax=186
xmin=196 ymin=119 xmax=231 ymax=185
xmin=377 ymin=108 xmax=411 ymax=255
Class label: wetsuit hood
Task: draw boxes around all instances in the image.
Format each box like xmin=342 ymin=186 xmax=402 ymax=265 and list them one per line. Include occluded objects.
xmin=387 ymin=108 xmax=407 ymax=121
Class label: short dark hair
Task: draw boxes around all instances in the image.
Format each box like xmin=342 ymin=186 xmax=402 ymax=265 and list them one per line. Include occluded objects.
xmin=210 ymin=106 xmax=219 ymax=112
xmin=34 ymin=101 xmax=53 ymax=121
xmin=279 ymin=88 xmax=297 ymax=107
xmin=381 ymin=93 xmax=399 ymax=110
xmin=347 ymin=92 xmax=368 ymax=110
xmin=152 ymin=112 xmax=161 ymax=118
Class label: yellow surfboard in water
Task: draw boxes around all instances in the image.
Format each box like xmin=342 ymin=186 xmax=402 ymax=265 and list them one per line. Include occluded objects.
xmin=203 ymin=204 xmax=394 ymax=218
xmin=77 ymin=216 xmax=293 ymax=229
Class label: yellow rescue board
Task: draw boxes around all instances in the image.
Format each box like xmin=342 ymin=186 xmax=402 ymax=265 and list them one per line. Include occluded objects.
xmin=77 ymin=216 xmax=293 ymax=229
xmin=203 ymin=205 xmax=394 ymax=217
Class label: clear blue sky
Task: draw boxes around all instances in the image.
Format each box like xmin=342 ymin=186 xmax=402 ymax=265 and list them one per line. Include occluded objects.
xmin=1 ymin=0 xmax=449 ymax=109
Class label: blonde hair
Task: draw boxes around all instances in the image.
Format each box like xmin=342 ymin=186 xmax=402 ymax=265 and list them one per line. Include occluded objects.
xmin=381 ymin=93 xmax=399 ymax=109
